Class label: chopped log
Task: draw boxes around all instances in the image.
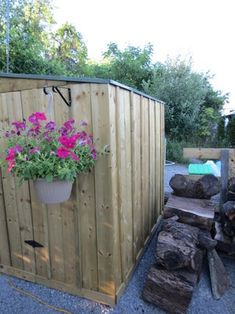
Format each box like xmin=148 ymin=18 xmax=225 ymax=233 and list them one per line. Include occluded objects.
xmin=208 ymin=249 xmax=231 ymax=299
xmin=214 ymin=222 xmax=235 ymax=255
xmin=222 ymin=201 xmax=235 ymax=220
xmin=164 ymin=195 xmax=215 ymax=230
xmin=227 ymin=190 xmax=235 ymax=201
xmin=162 ymin=217 xmax=199 ymax=245
xmin=156 ymin=231 xmax=203 ymax=272
xmin=228 ymin=177 xmax=235 ymax=193
xmin=195 ymin=175 xmax=221 ymax=199
xmin=169 ymin=174 xmax=196 ymax=198
xmin=198 ymin=230 xmax=217 ymax=251
xmin=169 ymin=174 xmax=220 ymax=199
xmin=143 ymin=266 xmax=198 ymax=314
xmin=223 ymin=220 xmax=235 ymax=237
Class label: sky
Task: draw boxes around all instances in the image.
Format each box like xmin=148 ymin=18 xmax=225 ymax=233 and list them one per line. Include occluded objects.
xmin=54 ymin=0 xmax=235 ymax=113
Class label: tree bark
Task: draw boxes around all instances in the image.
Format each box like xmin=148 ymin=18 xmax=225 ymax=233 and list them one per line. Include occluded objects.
xmin=164 ymin=195 xmax=215 ymax=230
xmin=170 ymin=174 xmax=220 ymax=199
xmin=156 ymin=231 xmax=203 ymax=272
xmin=143 ymin=266 xmax=198 ymax=314
xmin=198 ymin=229 xmax=217 ymax=251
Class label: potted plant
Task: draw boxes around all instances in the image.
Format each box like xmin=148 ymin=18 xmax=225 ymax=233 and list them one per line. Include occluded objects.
xmin=0 ymin=112 xmax=97 ymax=204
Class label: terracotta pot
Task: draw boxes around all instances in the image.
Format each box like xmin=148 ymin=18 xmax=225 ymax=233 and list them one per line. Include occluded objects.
xmin=34 ymin=179 xmax=73 ymax=204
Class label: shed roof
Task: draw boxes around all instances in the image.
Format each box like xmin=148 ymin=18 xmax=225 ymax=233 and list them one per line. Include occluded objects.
xmin=0 ymin=72 xmax=164 ymax=104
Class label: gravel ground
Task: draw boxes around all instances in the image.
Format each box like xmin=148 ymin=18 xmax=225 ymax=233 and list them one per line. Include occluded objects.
xmin=0 ymin=164 xmax=235 ymax=314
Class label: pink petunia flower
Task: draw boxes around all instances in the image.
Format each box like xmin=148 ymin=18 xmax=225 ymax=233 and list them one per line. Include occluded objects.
xmin=79 ymin=120 xmax=88 ymax=127
xmin=12 ymin=121 xmax=26 ymax=132
xmin=56 ymin=146 xmax=71 ymax=159
xmin=28 ymin=112 xmax=47 ymax=124
xmin=91 ymin=149 xmax=97 ymax=160
xmin=7 ymin=160 xmax=15 ymax=172
xmin=70 ymin=152 xmax=79 ymax=161
xmin=45 ymin=121 xmax=56 ymax=131
xmin=7 ymin=145 xmax=23 ymax=157
xmin=59 ymin=134 xmax=79 ymax=149
xmin=27 ymin=124 xmax=41 ymax=136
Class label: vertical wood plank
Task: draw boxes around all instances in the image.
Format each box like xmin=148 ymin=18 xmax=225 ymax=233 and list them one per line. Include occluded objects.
xmin=220 ymin=149 xmax=229 ymax=211
xmin=149 ymin=99 xmax=156 ymax=228
xmin=70 ymin=83 xmax=98 ymax=290
xmin=160 ymin=103 xmax=165 ymax=212
xmin=52 ymin=86 xmax=73 ymax=284
xmin=141 ymin=97 xmax=150 ymax=240
xmin=47 ymin=205 xmax=65 ymax=282
xmin=91 ymin=84 xmax=115 ymax=296
xmin=130 ymin=93 xmax=142 ymax=260
xmin=7 ymin=89 xmax=36 ymax=272
xmin=116 ymin=87 xmax=133 ymax=280
xmin=155 ymin=102 xmax=161 ymax=217
xmin=1 ymin=92 xmax=24 ymax=269
xmin=0 ymin=95 xmax=11 ymax=266
xmin=108 ymin=86 xmax=122 ymax=288
xmin=21 ymin=89 xmax=51 ymax=278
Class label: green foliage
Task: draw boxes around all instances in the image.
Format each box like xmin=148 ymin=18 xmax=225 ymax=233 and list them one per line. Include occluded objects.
xmin=87 ymin=42 xmax=154 ymax=90
xmin=227 ymin=116 xmax=235 ymax=147
xmin=0 ymin=0 xmax=88 ymax=75
xmin=217 ymin=117 xmax=226 ymax=140
xmin=50 ymin=22 xmax=88 ymax=75
xmin=166 ymin=139 xmax=190 ymax=163
xmin=143 ymin=58 xmax=227 ymax=142
xmin=144 ymin=58 xmax=205 ymax=140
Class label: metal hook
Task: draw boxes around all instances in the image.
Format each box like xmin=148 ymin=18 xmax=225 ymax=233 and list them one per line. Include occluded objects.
xmin=43 ymin=86 xmax=50 ymax=95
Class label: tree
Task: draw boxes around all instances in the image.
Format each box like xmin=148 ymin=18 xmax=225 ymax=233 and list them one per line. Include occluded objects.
xmin=0 ymin=0 xmax=73 ymax=75
xmin=50 ymin=23 xmax=88 ymax=75
xmin=143 ymin=57 xmax=227 ymax=142
xmin=87 ymin=42 xmax=154 ymax=90
xmin=0 ymin=0 xmax=58 ymax=73
xmin=143 ymin=58 xmax=209 ymax=140
xmin=196 ymin=80 xmax=228 ymax=144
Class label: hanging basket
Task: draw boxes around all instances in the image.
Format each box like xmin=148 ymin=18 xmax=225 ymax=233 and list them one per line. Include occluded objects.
xmin=34 ymin=179 xmax=73 ymax=204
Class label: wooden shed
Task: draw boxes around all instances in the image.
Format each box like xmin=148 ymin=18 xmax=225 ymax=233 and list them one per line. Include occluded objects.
xmin=0 ymin=73 xmax=165 ymax=305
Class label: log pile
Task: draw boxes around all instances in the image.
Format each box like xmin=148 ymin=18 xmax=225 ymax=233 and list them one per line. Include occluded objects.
xmin=169 ymin=174 xmax=220 ymax=199
xmin=214 ymin=199 xmax=235 ymax=255
xmin=213 ymin=177 xmax=235 ymax=255
xmin=143 ymin=216 xmax=210 ymax=313
xmin=227 ymin=177 xmax=235 ymax=201
xmin=143 ymin=184 xmax=230 ymax=314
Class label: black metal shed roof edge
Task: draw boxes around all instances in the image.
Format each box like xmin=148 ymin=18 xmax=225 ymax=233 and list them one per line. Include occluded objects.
xmin=0 ymin=72 xmax=164 ymax=104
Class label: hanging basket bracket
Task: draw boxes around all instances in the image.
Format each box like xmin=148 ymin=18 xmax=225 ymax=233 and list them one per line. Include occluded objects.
xmin=43 ymin=86 xmax=72 ymax=107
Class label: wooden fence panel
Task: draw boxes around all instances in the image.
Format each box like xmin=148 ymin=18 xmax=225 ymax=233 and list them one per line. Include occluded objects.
xmin=116 ymin=87 xmax=133 ymax=281
xmin=1 ymin=92 xmax=25 ymax=270
xmin=149 ymin=99 xmax=156 ymax=228
xmin=91 ymin=84 xmax=115 ymax=296
xmin=0 ymin=95 xmax=11 ymax=266
xmin=131 ymin=93 xmax=142 ymax=260
xmin=21 ymin=89 xmax=51 ymax=278
xmin=155 ymin=103 xmax=162 ymax=217
xmin=141 ymin=97 xmax=150 ymax=240
xmin=71 ymin=83 xmax=98 ymax=290
xmin=108 ymin=85 xmax=122 ymax=289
